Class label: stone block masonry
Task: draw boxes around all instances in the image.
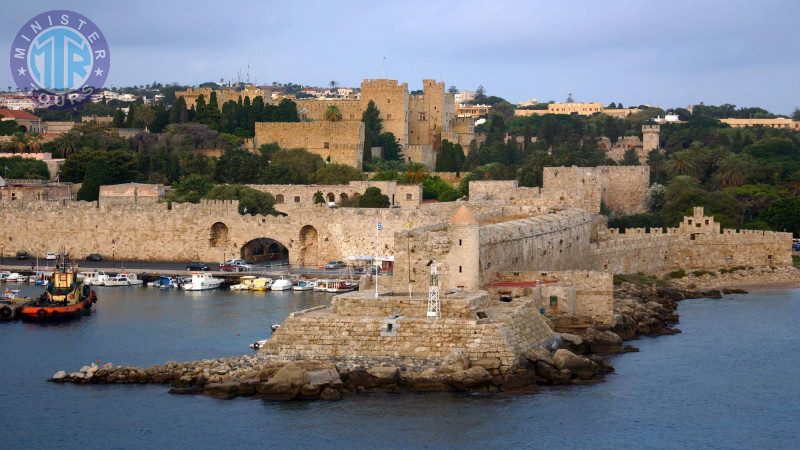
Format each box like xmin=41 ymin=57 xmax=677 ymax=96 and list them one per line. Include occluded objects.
xmin=254 ymin=122 xmax=364 ymax=168
xmin=259 ymin=290 xmax=556 ymax=374
xmin=543 ymin=166 xmax=649 ymax=214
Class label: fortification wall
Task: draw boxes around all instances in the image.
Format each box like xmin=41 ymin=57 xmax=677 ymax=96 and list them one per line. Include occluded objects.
xmin=404 ymin=144 xmax=435 ymax=168
xmin=468 ymin=180 xmax=600 ymax=213
xmin=332 ymin=292 xmax=491 ymax=319
xmin=253 ymin=121 xmax=364 ymax=168
xmin=294 ymin=98 xmax=363 ymax=122
xmin=543 ymin=166 xmax=648 ymax=214
xmin=247 ymin=181 xmax=422 ymax=211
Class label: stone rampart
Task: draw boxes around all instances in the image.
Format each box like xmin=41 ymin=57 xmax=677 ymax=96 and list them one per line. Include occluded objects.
xmin=253 ymin=122 xmax=364 ymax=168
xmin=469 ymin=179 xmax=601 ymax=214
xmin=248 ymin=181 xmax=423 ymax=211
xmin=543 ymin=166 xmax=648 ymax=214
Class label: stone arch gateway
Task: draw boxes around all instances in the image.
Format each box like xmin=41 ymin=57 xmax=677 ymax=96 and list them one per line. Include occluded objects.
xmin=240 ymin=237 xmax=287 ymax=262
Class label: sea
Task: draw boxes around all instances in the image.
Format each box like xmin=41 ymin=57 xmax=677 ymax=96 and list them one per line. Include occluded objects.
xmin=1 ymin=284 xmax=798 ymax=449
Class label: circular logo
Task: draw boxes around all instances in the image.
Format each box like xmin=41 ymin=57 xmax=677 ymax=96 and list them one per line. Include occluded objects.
xmin=10 ymin=10 xmax=110 ymax=110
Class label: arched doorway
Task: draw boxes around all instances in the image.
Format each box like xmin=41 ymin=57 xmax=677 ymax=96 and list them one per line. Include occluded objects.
xmin=298 ymin=225 xmax=319 ymax=267
xmin=209 ymin=222 xmax=229 ymax=247
xmin=327 ymin=193 xmax=335 ymax=202
xmin=240 ymin=237 xmax=287 ymax=263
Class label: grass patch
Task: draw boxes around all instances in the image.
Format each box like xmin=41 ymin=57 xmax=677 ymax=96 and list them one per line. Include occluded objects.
xmin=793 ymin=255 xmax=800 ymax=269
xmin=668 ymin=270 xmax=687 ymax=279
xmin=719 ymin=265 xmax=748 ymax=274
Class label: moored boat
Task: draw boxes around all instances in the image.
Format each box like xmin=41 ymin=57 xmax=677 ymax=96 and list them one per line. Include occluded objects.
xmin=325 ymin=280 xmax=359 ymax=293
xmin=251 ymin=277 xmax=273 ymax=291
xmin=313 ymin=279 xmax=331 ymax=291
xmin=292 ymin=280 xmax=314 ymax=291
xmin=82 ymin=271 xmax=110 ymax=286
xmin=1 ymin=288 xmax=20 ymax=300
xmin=147 ymin=276 xmax=181 ymax=288
xmin=270 ymin=277 xmax=294 ymax=291
xmin=182 ymin=272 xmax=223 ymax=291
xmin=20 ymin=258 xmax=98 ymax=321
xmin=104 ymin=273 xmax=144 ymax=286
xmin=231 ymin=276 xmax=257 ymax=291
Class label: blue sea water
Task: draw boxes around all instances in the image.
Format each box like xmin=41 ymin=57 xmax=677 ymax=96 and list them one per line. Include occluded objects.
xmin=1 ymin=284 xmax=798 ymax=449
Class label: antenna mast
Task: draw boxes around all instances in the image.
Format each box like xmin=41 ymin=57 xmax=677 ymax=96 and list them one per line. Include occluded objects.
xmin=427 ymin=259 xmax=440 ymax=318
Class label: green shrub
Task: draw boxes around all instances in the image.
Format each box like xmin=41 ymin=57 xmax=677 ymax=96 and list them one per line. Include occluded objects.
xmin=692 ymin=270 xmax=716 ymax=277
xmin=668 ymin=270 xmax=687 ymax=279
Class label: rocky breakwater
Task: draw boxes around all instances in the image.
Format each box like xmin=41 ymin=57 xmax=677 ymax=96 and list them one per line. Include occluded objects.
xmin=48 ymin=345 xmax=619 ymax=400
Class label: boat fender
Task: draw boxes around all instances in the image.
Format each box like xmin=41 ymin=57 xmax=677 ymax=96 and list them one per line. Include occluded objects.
xmin=50 ymin=309 xmax=58 ymax=316
xmin=37 ymin=309 xmax=47 ymax=318
xmin=253 ymin=342 xmax=260 ymax=349
xmin=0 ymin=306 xmax=11 ymax=318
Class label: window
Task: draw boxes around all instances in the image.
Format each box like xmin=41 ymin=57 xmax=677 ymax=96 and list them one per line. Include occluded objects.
xmin=350 ymin=114 xmax=354 ymax=119
xmin=386 ymin=114 xmax=392 ymax=120
xmin=324 ymin=142 xmax=329 ymax=149
xmin=294 ymin=196 xmax=300 ymax=203
xmin=549 ymin=296 xmax=558 ymax=307
xmin=406 ymin=193 xmax=412 ymax=200
xmin=419 ymin=112 xmax=426 ymax=121
xmin=459 ymin=266 xmax=462 ymax=273
xmin=685 ymin=256 xmax=691 ymax=262
xmin=387 ymin=99 xmax=390 ymax=103
xmin=726 ymin=255 xmax=732 ymax=261
xmin=275 ymin=194 xmax=285 ymax=204
xmin=459 ymin=239 xmax=462 ymax=246
xmin=301 ymin=114 xmax=307 ymax=120
xmin=767 ymin=255 xmax=772 ymax=260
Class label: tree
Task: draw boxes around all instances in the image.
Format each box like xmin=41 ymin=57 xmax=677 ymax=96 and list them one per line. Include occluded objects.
xmin=0 ymin=156 xmax=50 ymax=179
xmin=0 ymin=118 xmax=20 ymax=136
xmin=259 ymin=148 xmax=325 ymax=184
xmin=206 ymin=184 xmax=278 ymax=216
xmin=793 ymin=107 xmax=800 ymax=121
xmin=76 ymin=157 xmax=112 ymax=201
xmin=51 ymin=132 xmax=81 ymax=157
xmin=112 ymin=109 xmax=125 ymax=128
xmin=324 ymin=105 xmax=342 ymax=122
xmin=645 ymin=183 xmax=667 ymax=212
xmin=403 ymin=162 xmax=428 ymax=184
xmin=27 ymin=132 xmax=43 ymax=152
xmin=621 ymin=148 xmax=640 ymax=166
xmin=310 ymin=163 xmax=365 ymax=184
xmin=377 ymin=132 xmax=402 ymax=161
xmin=490 ymin=101 xmax=515 ymax=122
xmin=475 ymin=85 xmax=487 ymax=104
xmin=760 ymin=197 xmax=800 ymax=234
xmin=447 ymin=86 xmax=458 ymax=95
xmin=713 ymin=153 xmax=751 ymax=188
xmin=313 ymin=191 xmax=325 ymax=204
xmin=136 ymin=104 xmax=155 ymax=130
xmin=215 ymin=148 xmax=260 ymax=184
xmin=166 ymin=174 xmax=214 ymax=203
xmin=358 ymin=187 xmax=390 ymax=208
xmin=361 ymin=100 xmax=382 ymax=167
xmin=666 ymin=175 xmax=701 ymax=201
xmin=10 ymin=132 xmax=28 ymax=152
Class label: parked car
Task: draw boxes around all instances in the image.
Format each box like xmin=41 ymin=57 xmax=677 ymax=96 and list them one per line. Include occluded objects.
xmin=45 ymin=252 xmax=56 ymax=260
xmin=86 ymin=253 xmax=103 ymax=261
xmin=219 ymin=259 xmax=253 ymax=272
xmin=16 ymin=250 xmax=28 ymax=260
xmin=324 ymin=261 xmax=347 ymax=270
xmin=793 ymin=243 xmax=800 ymax=251
xmin=186 ymin=262 xmax=211 ymax=271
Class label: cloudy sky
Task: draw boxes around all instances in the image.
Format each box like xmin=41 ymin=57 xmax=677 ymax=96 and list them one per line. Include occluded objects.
xmin=4 ymin=0 xmax=799 ymax=114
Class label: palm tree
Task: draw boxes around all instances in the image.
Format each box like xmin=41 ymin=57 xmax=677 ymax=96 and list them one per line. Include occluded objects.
xmin=27 ymin=132 xmax=43 ymax=152
xmin=666 ymin=149 xmax=699 ymax=178
xmin=787 ymin=170 xmax=800 ymax=197
xmin=323 ymin=105 xmax=342 ymax=122
xmin=10 ymin=132 xmax=28 ymax=153
xmin=52 ymin=131 xmax=81 ymax=157
xmin=713 ymin=153 xmax=751 ymax=188
xmin=136 ymin=105 xmax=155 ymax=130
xmin=666 ymin=175 xmax=701 ymax=200
xmin=403 ymin=162 xmax=428 ymax=184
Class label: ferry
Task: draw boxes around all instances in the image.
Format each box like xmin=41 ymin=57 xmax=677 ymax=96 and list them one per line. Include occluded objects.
xmin=20 ymin=257 xmax=98 ymax=321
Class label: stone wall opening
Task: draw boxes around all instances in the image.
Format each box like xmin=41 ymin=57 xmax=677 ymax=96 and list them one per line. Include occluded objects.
xmin=298 ymin=225 xmax=319 ymax=267
xmin=240 ymin=237 xmax=287 ymax=263
xmin=209 ymin=222 xmax=229 ymax=247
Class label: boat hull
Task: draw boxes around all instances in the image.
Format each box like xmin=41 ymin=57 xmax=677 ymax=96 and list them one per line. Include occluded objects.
xmin=20 ymin=291 xmax=97 ymax=322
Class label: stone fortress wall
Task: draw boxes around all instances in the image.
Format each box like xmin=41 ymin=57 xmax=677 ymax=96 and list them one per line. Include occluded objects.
xmin=542 ymin=165 xmax=650 ymax=214
xmin=247 ymin=181 xmax=422 ymax=212
xmin=253 ymin=121 xmax=365 ymax=168
xmin=175 ymin=85 xmax=269 ymax=110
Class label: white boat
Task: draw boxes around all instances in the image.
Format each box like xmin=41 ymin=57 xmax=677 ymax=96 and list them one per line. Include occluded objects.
xmin=292 ymin=280 xmax=315 ymax=291
xmin=270 ymin=277 xmax=294 ymax=291
xmin=250 ymin=339 xmax=268 ymax=350
xmin=313 ymin=279 xmax=331 ymax=291
xmin=231 ymin=275 xmax=257 ymax=291
xmin=182 ymin=272 xmax=223 ymax=291
xmin=105 ymin=273 xmax=144 ymax=286
xmin=82 ymin=271 xmax=110 ymax=286
xmin=5 ymin=273 xmax=26 ymax=282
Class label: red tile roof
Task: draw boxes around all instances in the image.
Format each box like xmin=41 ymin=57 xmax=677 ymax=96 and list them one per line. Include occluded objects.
xmin=0 ymin=109 xmax=39 ymax=120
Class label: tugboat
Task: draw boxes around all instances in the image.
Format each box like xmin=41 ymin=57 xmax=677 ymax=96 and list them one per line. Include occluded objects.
xmin=20 ymin=255 xmax=98 ymax=321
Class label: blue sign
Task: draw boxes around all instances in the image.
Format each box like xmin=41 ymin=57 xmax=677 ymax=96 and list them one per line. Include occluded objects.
xmin=10 ymin=10 xmax=110 ymax=110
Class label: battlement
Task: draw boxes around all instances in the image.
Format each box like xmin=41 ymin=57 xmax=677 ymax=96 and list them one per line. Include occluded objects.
xmin=362 ymin=79 xmax=408 ymax=90
xmin=642 ymin=124 xmax=660 ymax=131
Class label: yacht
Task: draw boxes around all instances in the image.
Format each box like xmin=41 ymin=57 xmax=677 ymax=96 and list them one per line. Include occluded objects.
xmin=104 ymin=273 xmax=144 ymax=286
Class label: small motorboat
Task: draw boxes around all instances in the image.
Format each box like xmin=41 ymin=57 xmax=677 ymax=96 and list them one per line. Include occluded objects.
xmin=231 ymin=276 xmax=257 ymax=291
xmin=326 ymin=280 xmax=359 ymax=293
xmin=292 ymin=280 xmax=314 ymax=291
xmin=270 ymin=277 xmax=294 ymax=291
xmin=82 ymin=271 xmax=110 ymax=286
xmin=251 ymin=277 xmax=273 ymax=291
xmin=313 ymin=279 xmax=331 ymax=291
xmin=271 ymin=323 xmax=280 ymax=331
xmin=105 ymin=273 xmax=144 ymax=286
xmin=250 ymin=339 xmax=268 ymax=350
xmin=147 ymin=276 xmax=180 ymax=288
xmin=5 ymin=273 xmax=26 ymax=282
xmin=182 ymin=272 xmax=223 ymax=291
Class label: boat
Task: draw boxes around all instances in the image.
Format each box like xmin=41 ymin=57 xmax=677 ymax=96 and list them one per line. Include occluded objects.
xmin=5 ymin=272 xmax=26 ymax=282
xmin=27 ymin=271 xmax=50 ymax=285
xmin=250 ymin=339 xmax=268 ymax=350
xmin=181 ymin=272 xmax=223 ymax=291
xmin=313 ymin=279 xmax=331 ymax=291
xmin=271 ymin=323 xmax=280 ymax=331
xmin=104 ymin=273 xmax=144 ymax=286
xmin=20 ymin=258 xmax=98 ymax=321
xmin=147 ymin=276 xmax=181 ymax=288
xmin=82 ymin=271 xmax=110 ymax=286
xmin=325 ymin=279 xmax=359 ymax=293
xmin=292 ymin=280 xmax=315 ymax=291
xmin=251 ymin=277 xmax=273 ymax=291
xmin=270 ymin=276 xmax=294 ymax=291
xmin=231 ymin=275 xmax=257 ymax=291
xmin=1 ymin=288 xmax=20 ymax=300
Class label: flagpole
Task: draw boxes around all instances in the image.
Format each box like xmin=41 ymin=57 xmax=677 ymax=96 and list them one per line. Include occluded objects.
xmin=375 ymin=220 xmax=379 ymax=298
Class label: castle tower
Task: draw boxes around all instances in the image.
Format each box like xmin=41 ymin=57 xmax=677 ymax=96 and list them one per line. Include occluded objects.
xmin=642 ymin=124 xmax=660 ymax=152
xmin=447 ymin=205 xmax=480 ymax=290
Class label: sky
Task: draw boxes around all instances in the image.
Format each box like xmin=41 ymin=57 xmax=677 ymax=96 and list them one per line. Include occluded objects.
xmin=3 ymin=0 xmax=799 ymax=114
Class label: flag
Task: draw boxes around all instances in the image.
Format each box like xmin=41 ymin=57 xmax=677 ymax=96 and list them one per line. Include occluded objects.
xmin=243 ymin=206 xmax=248 ymax=213
xmin=377 ymin=221 xmax=383 ymax=231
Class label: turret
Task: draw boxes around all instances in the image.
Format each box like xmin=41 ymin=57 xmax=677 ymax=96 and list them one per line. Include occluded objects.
xmin=447 ymin=205 xmax=480 ymax=290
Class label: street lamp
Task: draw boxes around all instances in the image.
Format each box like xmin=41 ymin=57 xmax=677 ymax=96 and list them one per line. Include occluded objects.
xmin=1 ymin=244 xmax=4 ymax=265
xmin=112 ymin=246 xmax=115 ymax=268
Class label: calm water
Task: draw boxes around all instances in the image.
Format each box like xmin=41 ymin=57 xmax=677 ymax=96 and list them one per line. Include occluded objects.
xmin=1 ymin=284 xmax=798 ymax=449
